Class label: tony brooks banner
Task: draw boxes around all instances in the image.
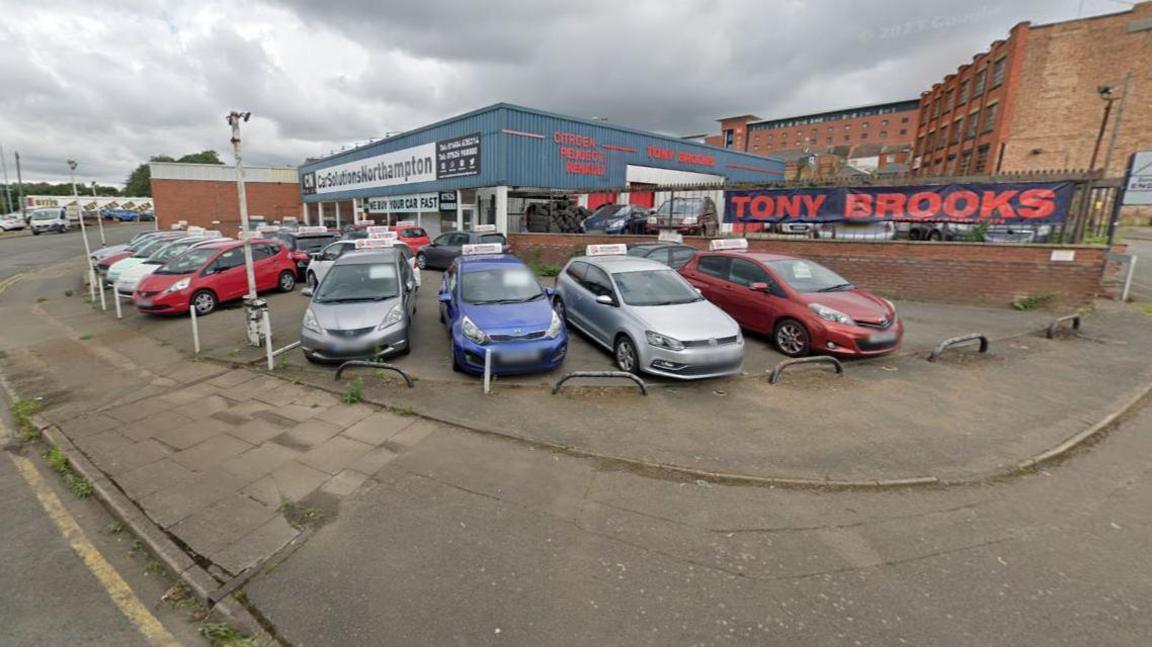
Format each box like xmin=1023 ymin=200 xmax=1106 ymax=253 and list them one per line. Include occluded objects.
xmin=725 ymin=182 xmax=1075 ymax=224
xmin=302 ymin=132 xmax=482 ymax=196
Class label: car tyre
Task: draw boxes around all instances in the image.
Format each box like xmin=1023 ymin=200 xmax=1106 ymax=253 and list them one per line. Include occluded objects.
xmin=303 ymin=350 xmax=321 ymax=364
xmin=416 ymin=253 xmax=428 ymax=270
xmin=928 ymin=230 xmax=942 ymax=242
xmin=307 ymin=271 xmax=318 ymax=290
xmin=191 ymin=290 xmax=217 ymax=316
xmin=773 ymin=319 xmax=810 ymax=357
xmin=614 ymin=335 xmax=640 ymax=374
xmin=552 ymin=296 xmax=567 ymax=322
xmin=277 ymin=270 xmax=296 ymax=292
xmin=32 ymin=230 xmax=40 ymax=236
xmin=450 ymin=343 xmax=463 ymax=373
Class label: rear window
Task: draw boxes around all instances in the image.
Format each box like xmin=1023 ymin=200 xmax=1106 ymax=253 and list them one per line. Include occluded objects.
xmin=400 ymin=228 xmax=427 ymax=238
xmin=478 ymin=234 xmax=506 ymax=244
xmin=698 ymin=255 xmax=729 ymax=278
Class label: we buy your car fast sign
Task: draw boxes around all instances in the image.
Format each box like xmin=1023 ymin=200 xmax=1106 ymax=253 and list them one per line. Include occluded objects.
xmin=724 ymin=181 xmax=1075 ymax=224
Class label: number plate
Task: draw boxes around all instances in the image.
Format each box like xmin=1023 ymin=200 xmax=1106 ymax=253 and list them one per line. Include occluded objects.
xmin=870 ymin=330 xmax=897 ymax=343
xmin=136 ymin=299 xmax=152 ymax=307
xmin=497 ymin=348 xmax=538 ymax=365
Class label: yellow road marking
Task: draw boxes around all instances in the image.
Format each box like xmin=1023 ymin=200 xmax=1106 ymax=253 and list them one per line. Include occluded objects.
xmin=0 ymin=272 xmax=23 ymax=295
xmin=8 ymin=452 xmax=182 ymax=647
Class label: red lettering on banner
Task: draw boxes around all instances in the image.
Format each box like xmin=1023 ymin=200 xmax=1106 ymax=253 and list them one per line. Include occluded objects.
xmin=799 ymin=195 xmax=826 ymax=217
xmin=980 ymin=191 xmax=1018 ymax=219
xmin=874 ymin=193 xmax=905 ymax=218
xmin=731 ymin=195 xmax=752 ymax=218
xmin=647 ymin=146 xmax=675 ymax=161
xmin=677 ymin=151 xmax=716 ymax=167
xmin=750 ymin=195 xmax=774 ymax=219
xmin=907 ymin=192 xmax=943 ymax=219
xmin=845 ymin=194 xmax=872 ymax=218
xmin=565 ymin=161 xmax=606 ymax=175
xmin=1017 ymin=189 xmax=1055 ymax=219
xmin=777 ymin=196 xmax=802 ymax=218
xmin=943 ymin=191 xmax=979 ymax=219
xmin=553 ymin=131 xmax=597 ymax=148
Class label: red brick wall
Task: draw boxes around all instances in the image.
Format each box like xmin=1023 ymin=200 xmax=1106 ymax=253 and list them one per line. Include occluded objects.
xmin=509 ymin=232 xmax=1106 ymax=307
xmin=151 ymin=179 xmax=301 ymax=232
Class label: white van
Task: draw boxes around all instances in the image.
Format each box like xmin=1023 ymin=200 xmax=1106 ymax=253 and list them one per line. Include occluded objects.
xmin=29 ymin=207 xmax=70 ymax=235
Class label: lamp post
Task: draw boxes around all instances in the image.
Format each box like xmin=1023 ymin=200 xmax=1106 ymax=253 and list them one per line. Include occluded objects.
xmin=90 ymin=181 xmax=106 ymax=245
xmin=68 ymin=160 xmax=99 ymax=306
xmin=1088 ymin=85 xmax=1119 ymax=172
xmin=226 ymin=110 xmax=264 ymax=346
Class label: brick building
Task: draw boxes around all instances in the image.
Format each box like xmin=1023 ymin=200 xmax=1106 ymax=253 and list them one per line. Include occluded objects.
xmin=914 ymin=1 xmax=1152 ymax=182
xmin=707 ymin=101 xmax=920 ymax=175
xmin=149 ymin=162 xmax=302 ymax=231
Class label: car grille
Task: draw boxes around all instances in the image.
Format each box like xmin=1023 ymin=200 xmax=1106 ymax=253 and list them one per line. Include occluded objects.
xmin=489 ymin=330 xmax=546 ymax=342
xmin=326 ymin=327 xmax=376 ymax=338
xmin=136 ymin=290 xmax=159 ymax=299
xmin=663 ymin=359 xmax=743 ymax=376
xmin=857 ymin=338 xmax=899 ymax=352
xmin=682 ymin=335 xmax=740 ymax=348
xmin=856 ymin=319 xmax=893 ymax=330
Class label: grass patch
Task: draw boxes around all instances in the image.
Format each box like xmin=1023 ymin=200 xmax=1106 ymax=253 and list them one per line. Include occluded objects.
xmin=1082 ymin=233 xmax=1109 ymax=246
xmin=1137 ymin=303 xmax=1152 ymax=317
xmin=529 ymin=263 xmax=562 ymax=278
xmin=145 ymin=558 xmax=166 ymax=576
xmin=78 ymin=334 xmax=93 ymax=341
xmin=36 ymin=297 xmax=47 ymax=303
xmin=64 ymin=289 xmax=74 ymax=297
xmin=106 ymin=521 xmax=124 ymax=535
xmin=45 ymin=445 xmax=69 ymax=473
xmin=393 ymin=406 xmax=416 ymax=416
xmin=227 ymin=347 xmax=241 ymax=357
xmin=200 ymin=621 xmax=257 ymax=647
xmin=11 ymin=398 xmax=40 ymax=441
xmin=342 ymin=377 xmax=364 ymax=404
xmin=1011 ymin=293 xmax=1056 ymax=311
xmin=65 ymin=473 xmax=94 ymax=498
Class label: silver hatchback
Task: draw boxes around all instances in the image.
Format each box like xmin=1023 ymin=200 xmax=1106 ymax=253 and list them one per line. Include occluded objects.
xmin=300 ymin=249 xmax=417 ymax=363
xmin=554 ymin=252 xmax=744 ymax=379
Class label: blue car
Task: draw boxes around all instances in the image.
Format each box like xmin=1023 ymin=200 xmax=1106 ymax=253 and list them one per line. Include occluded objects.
xmin=580 ymin=204 xmax=651 ymax=234
xmin=439 ymin=248 xmax=567 ymax=376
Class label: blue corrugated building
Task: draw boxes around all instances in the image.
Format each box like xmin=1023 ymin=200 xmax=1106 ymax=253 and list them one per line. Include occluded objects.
xmin=298 ymin=103 xmax=784 ymax=235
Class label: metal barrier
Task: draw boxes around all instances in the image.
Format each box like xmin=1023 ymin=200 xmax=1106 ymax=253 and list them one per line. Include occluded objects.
xmin=551 ymin=371 xmax=648 ymax=396
xmin=1046 ymin=314 xmax=1082 ymax=339
xmin=927 ymin=333 xmax=989 ymax=362
xmin=767 ymin=356 xmax=844 ymax=385
xmin=334 ymin=360 xmax=414 ymax=388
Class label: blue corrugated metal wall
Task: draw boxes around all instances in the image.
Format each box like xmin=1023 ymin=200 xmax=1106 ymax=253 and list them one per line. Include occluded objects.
xmin=298 ymin=103 xmax=785 ymax=202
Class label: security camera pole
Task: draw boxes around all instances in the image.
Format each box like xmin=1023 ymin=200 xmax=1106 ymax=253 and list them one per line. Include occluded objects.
xmin=90 ymin=181 xmax=106 ymax=245
xmin=68 ymin=160 xmax=99 ymax=306
xmin=227 ymin=110 xmax=264 ymax=346
xmin=1 ymin=144 xmax=14 ymax=215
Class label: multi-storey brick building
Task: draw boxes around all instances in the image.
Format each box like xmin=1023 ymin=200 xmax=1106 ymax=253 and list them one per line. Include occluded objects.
xmin=914 ymin=1 xmax=1152 ymax=180
xmin=707 ymin=101 xmax=920 ymax=174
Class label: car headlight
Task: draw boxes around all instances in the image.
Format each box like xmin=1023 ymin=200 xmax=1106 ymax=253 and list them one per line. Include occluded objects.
xmin=881 ymin=298 xmax=896 ymax=315
xmin=377 ymin=303 xmax=403 ymax=330
xmin=461 ymin=315 xmax=489 ymax=345
xmin=303 ymin=308 xmax=323 ymax=334
xmin=809 ymin=303 xmax=856 ymax=326
xmin=681 ymin=216 xmax=698 ymax=225
xmin=162 ymin=277 xmax=191 ymax=295
xmin=645 ymin=330 xmax=684 ymax=351
xmin=545 ymin=310 xmax=563 ymax=339
xmin=1036 ymin=225 xmax=1052 ymax=236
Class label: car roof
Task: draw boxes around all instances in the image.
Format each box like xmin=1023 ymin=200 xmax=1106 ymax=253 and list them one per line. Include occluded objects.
xmin=456 ymin=254 xmax=525 ymax=272
xmin=705 ymin=250 xmax=799 ymax=263
xmin=578 ymin=255 xmax=668 ymax=273
xmin=333 ymin=249 xmax=399 ymax=265
xmin=628 ymin=242 xmax=690 ymax=250
xmin=281 ymin=230 xmax=337 ymax=238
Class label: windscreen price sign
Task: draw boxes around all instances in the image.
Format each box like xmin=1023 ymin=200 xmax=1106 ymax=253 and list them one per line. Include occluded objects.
xmin=366 ymin=193 xmax=439 ymax=213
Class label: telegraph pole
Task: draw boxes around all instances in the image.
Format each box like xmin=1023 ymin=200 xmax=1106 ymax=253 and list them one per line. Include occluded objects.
xmin=90 ymin=181 xmax=106 ymax=245
xmin=69 ymin=160 xmax=100 ymax=307
xmin=227 ymin=111 xmax=264 ymax=346
xmin=0 ymin=144 xmax=13 ymax=215
xmin=15 ymin=151 xmax=26 ymax=222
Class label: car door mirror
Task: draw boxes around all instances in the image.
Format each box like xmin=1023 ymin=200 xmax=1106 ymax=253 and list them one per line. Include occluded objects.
xmin=544 ymin=286 xmax=555 ymax=298
xmin=749 ymin=282 xmax=769 ymax=292
xmin=595 ymin=294 xmax=614 ymax=306
xmin=405 ymin=280 xmax=415 ymax=292
xmin=438 ymin=292 xmax=452 ymax=304
xmin=301 ymin=287 xmax=313 ymax=297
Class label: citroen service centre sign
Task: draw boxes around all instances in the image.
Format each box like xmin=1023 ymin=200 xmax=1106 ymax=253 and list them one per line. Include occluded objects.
xmin=1123 ymin=151 xmax=1152 ymax=206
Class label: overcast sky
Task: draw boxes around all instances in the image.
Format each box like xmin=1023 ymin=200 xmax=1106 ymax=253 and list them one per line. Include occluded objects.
xmin=0 ymin=0 xmax=1132 ymax=186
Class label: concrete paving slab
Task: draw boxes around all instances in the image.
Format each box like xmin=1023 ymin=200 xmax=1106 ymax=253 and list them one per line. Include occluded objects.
xmin=341 ymin=411 xmax=415 ymax=446
xmin=159 ymin=382 xmax=222 ymax=406
xmin=274 ymin=419 xmax=344 ymax=450
xmin=242 ymin=461 xmax=331 ymax=505
xmin=138 ymin=470 xmax=248 ymax=528
xmin=229 ymin=418 xmax=287 ymax=445
xmin=173 ymin=393 xmax=234 ymax=419
xmin=319 ymin=402 xmax=376 ymax=428
xmin=152 ymin=417 xmax=234 ymax=451
xmin=87 ymin=439 xmax=172 ymax=474
xmin=207 ymin=370 xmax=260 ymax=389
xmin=119 ymin=412 xmax=196 ymax=442
xmin=102 ymin=396 xmax=173 ymax=424
xmin=212 ymin=515 xmax=299 ymax=574
xmin=274 ymin=403 xmax=326 ymax=423
xmin=348 ymin=446 xmax=401 ymax=477
xmin=253 ymin=383 xmax=313 ymax=407
xmin=170 ymin=434 xmax=254 ymax=473
xmin=220 ymin=442 xmax=301 ymax=479
xmin=389 ymin=420 xmax=439 ymax=449
xmin=74 ymin=429 xmax=134 ymax=456
xmin=115 ymin=458 xmax=197 ymax=500
xmin=299 ymin=436 xmax=375 ymax=475
xmin=57 ymin=413 xmax=121 ymax=439
xmin=169 ymin=493 xmax=278 ymax=559
xmin=320 ymin=469 xmax=371 ymax=497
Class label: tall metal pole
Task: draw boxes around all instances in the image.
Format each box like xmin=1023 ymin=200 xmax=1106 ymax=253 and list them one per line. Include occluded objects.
xmin=90 ymin=181 xmax=106 ymax=245
xmin=15 ymin=151 xmax=26 ymax=222
xmin=0 ymin=144 xmax=13 ymax=215
xmin=1101 ymin=72 xmax=1132 ymax=178
xmin=1087 ymin=98 xmax=1115 ymax=172
xmin=227 ymin=111 xmax=258 ymax=300
xmin=69 ymin=161 xmax=98 ymax=302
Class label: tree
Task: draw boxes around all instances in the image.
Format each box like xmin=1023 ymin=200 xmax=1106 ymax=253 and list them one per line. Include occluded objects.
xmin=122 ymin=151 xmax=223 ymax=196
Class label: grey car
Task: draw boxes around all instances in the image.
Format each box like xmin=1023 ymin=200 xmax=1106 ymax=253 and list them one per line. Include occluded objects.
xmin=300 ymin=249 xmax=417 ymax=363
xmin=416 ymin=230 xmax=510 ymax=270
xmin=554 ymin=254 xmax=744 ymax=379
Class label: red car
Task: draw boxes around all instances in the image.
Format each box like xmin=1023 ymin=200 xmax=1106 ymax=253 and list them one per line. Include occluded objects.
xmin=133 ymin=240 xmax=298 ymax=316
xmin=679 ymin=250 xmax=901 ymax=357
xmin=394 ymin=224 xmax=431 ymax=253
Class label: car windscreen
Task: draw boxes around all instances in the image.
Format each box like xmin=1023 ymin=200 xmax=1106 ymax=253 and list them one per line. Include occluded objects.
xmin=30 ymin=211 xmax=58 ymax=220
xmin=478 ymin=234 xmax=506 ymax=244
xmin=592 ymin=205 xmax=626 ymax=219
xmin=149 ymin=241 xmax=195 ymax=262
xmin=613 ymin=269 xmax=703 ymax=306
xmin=399 ymin=228 xmax=427 ymax=238
xmin=131 ymin=238 xmax=169 ymax=257
xmin=296 ymin=236 xmax=337 ymax=252
xmin=155 ymin=248 xmax=217 ymax=275
xmin=656 ymin=198 xmax=703 ymax=215
xmin=313 ymin=263 xmax=399 ymax=303
xmin=460 ymin=266 xmax=544 ymax=304
xmin=768 ymin=259 xmax=853 ymax=293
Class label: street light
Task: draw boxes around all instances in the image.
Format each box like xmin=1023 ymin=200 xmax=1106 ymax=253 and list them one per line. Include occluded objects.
xmin=226 ymin=110 xmax=264 ymax=346
xmin=68 ymin=160 xmax=101 ymax=308
xmin=1088 ymin=85 xmax=1119 ymax=172
xmin=90 ymin=180 xmax=105 ymax=245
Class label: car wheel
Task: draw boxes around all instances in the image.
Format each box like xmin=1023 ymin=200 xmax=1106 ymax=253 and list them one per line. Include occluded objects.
xmin=416 ymin=253 xmax=428 ymax=270
xmin=928 ymin=230 xmax=942 ymax=241
xmin=450 ymin=343 xmax=463 ymax=373
xmin=773 ymin=319 xmax=810 ymax=357
xmin=614 ymin=335 xmax=640 ymax=374
xmin=277 ymin=270 xmax=296 ymax=292
xmin=32 ymin=230 xmax=40 ymax=236
xmin=553 ymin=296 xmax=567 ymax=322
xmin=307 ymin=272 xmax=318 ymax=290
xmin=191 ymin=290 xmax=217 ymax=316
xmin=303 ymin=350 xmax=321 ymax=364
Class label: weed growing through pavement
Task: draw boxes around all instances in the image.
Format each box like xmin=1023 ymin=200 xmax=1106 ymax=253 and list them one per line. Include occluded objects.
xmin=200 ymin=621 xmax=257 ymax=647
xmin=64 ymin=289 xmax=74 ymax=297
xmin=279 ymin=500 xmax=326 ymax=530
xmin=228 ymin=347 xmax=241 ymax=357
xmin=343 ymin=377 xmax=364 ymax=404
xmin=1137 ymin=303 xmax=1152 ymax=317
xmin=130 ymin=539 xmax=145 ymax=555
xmin=79 ymin=334 xmax=93 ymax=341
xmin=65 ymin=473 xmax=93 ymax=498
xmin=36 ymin=297 xmax=47 ymax=303
xmin=145 ymin=558 xmax=166 ymax=576
xmin=11 ymin=398 xmax=40 ymax=440
xmin=41 ymin=442 xmax=93 ymax=497
xmin=393 ymin=406 xmax=416 ymax=416
xmin=106 ymin=521 xmax=124 ymax=535
xmin=1011 ymin=293 xmax=1056 ymax=311
xmin=45 ymin=445 xmax=69 ymax=473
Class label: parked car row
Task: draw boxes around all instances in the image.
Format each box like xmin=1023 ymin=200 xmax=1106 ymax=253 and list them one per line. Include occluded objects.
xmin=578 ymin=197 xmax=721 ymax=237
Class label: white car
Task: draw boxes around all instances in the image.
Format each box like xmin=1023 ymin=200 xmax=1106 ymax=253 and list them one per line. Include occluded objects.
xmin=114 ymin=237 xmax=231 ymax=296
xmin=1 ymin=213 xmax=25 ymax=231
xmin=306 ymin=240 xmax=420 ymax=291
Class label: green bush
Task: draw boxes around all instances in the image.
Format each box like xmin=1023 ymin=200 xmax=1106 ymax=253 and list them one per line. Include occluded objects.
xmin=1011 ymin=293 xmax=1056 ymax=311
xmin=342 ymin=377 xmax=364 ymax=404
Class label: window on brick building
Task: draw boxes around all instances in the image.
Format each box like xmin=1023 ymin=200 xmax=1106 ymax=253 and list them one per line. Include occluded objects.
xmin=973 ymin=69 xmax=987 ymax=95
xmin=900 ymin=128 xmax=908 ymax=135
xmin=958 ymin=80 xmax=970 ymax=104
xmin=826 ymin=137 xmax=833 ymax=144
xmin=960 ymin=149 xmax=973 ymax=174
xmin=991 ymin=57 xmax=1007 ymax=87
xmin=843 ymin=135 xmax=850 ymax=143
xmin=723 ymin=130 xmax=733 ymax=148
xmin=966 ymin=110 xmax=980 ymax=139
xmin=951 ymin=118 xmax=963 ymax=145
xmin=946 ymin=153 xmax=958 ymax=175
xmin=861 ymin=133 xmax=869 ymax=140
xmin=932 ymin=97 xmax=941 ymax=118
xmin=880 ymin=131 xmax=888 ymax=139
xmin=902 ymin=116 xmax=910 ymax=124
xmin=938 ymin=124 xmax=949 ymax=149
xmin=881 ymin=119 xmax=889 ymax=127
xmin=943 ymin=90 xmax=954 ymax=114
xmin=974 ymin=144 xmax=991 ymax=173
xmin=982 ymin=103 xmax=999 ymax=133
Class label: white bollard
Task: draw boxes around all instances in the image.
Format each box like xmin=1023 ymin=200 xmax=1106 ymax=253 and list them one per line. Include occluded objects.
xmin=114 ymin=290 xmax=122 ymax=319
xmin=262 ymin=309 xmax=274 ymax=370
xmin=87 ymin=269 xmax=98 ymax=304
xmin=98 ymin=278 xmax=107 ymax=311
xmin=190 ymin=303 xmax=200 ymax=355
xmin=483 ymin=348 xmax=492 ymax=394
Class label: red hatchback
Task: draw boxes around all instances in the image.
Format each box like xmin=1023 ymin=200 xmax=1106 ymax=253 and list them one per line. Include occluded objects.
xmin=395 ymin=225 xmax=431 ymax=253
xmin=133 ymin=240 xmax=298 ymax=316
xmin=679 ymin=250 xmax=902 ymax=357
